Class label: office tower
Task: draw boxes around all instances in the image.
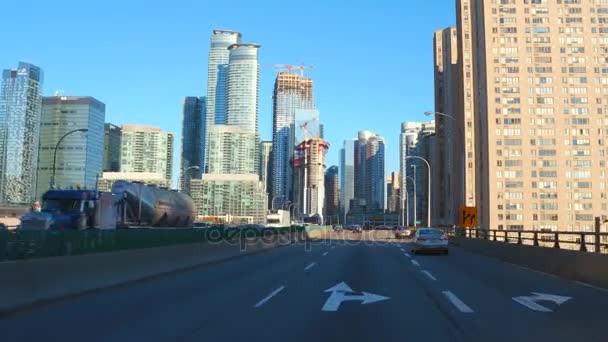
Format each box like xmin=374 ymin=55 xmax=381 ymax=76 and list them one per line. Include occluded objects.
xmin=433 ymin=27 xmax=461 ymax=225
xmin=259 ymin=141 xmax=272 ymax=206
xmin=387 ymin=171 xmax=401 ymax=214
xmin=225 ymin=43 xmax=261 ymax=132
xmin=205 ymin=30 xmax=241 ymax=168
xmin=292 ymin=138 xmax=329 ymax=221
xmin=0 ymin=62 xmax=43 ymax=205
xmin=271 ymin=72 xmax=315 ymax=209
xmin=324 ymin=165 xmax=339 ymax=224
xmin=340 ymin=139 xmax=355 ymax=223
xmin=103 ymin=123 xmax=121 ymax=172
xmin=464 ymin=0 xmax=608 ymax=235
xmin=400 ymin=121 xmax=434 ymax=224
xmin=354 ymin=131 xmax=385 ymax=212
xmin=180 ymin=96 xmax=206 ymax=193
xmin=36 ymin=96 xmax=105 ymax=198
xmin=206 ymin=124 xmax=258 ymax=174
xmin=119 ymin=124 xmax=174 ymax=185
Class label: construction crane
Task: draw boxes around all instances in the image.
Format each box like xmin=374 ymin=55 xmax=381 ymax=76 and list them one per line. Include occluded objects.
xmin=268 ymin=64 xmax=316 ymax=78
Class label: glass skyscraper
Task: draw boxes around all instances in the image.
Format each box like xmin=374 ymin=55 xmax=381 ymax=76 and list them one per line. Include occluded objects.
xmin=180 ymin=96 xmax=206 ymax=192
xmin=205 ymin=30 xmax=241 ymax=168
xmin=120 ymin=124 xmax=174 ymax=184
xmin=271 ymin=72 xmax=315 ymax=208
xmin=340 ymin=139 xmax=355 ymax=223
xmin=206 ymin=124 xmax=258 ymax=174
xmin=103 ymin=123 xmax=121 ymax=172
xmin=0 ymin=62 xmax=43 ymax=205
xmin=36 ymin=96 xmax=105 ymax=199
xmin=225 ymin=43 xmax=261 ymax=132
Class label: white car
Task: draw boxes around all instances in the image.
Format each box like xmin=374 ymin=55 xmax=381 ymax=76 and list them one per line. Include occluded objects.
xmin=412 ymin=228 xmax=449 ymax=255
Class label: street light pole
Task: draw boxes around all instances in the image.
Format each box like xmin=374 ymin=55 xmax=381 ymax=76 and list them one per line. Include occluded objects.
xmin=50 ymin=128 xmax=88 ymax=189
xmin=411 ymin=165 xmax=417 ymax=227
xmin=271 ymin=195 xmax=285 ymax=211
xmin=406 ymin=156 xmax=431 ymax=227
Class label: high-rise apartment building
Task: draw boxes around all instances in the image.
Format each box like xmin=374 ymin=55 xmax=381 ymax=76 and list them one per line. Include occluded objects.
xmin=206 ymin=124 xmax=258 ymax=174
xmin=340 ymin=139 xmax=355 ymax=223
xmin=205 ymin=30 xmax=241 ymax=168
xmin=103 ymin=123 xmax=121 ymax=172
xmin=0 ymin=62 xmax=43 ymax=204
xmin=400 ymin=121 xmax=435 ymax=224
xmin=180 ymin=96 xmax=206 ymax=193
xmin=324 ymin=165 xmax=339 ymax=224
xmin=433 ymin=27 xmax=461 ymax=225
xmin=387 ymin=171 xmax=401 ymax=214
xmin=292 ymin=138 xmax=329 ymax=221
xmin=199 ymin=32 xmax=266 ymax=223
xmin=461 ymin=0 xmax=608 ymax=236
xmin=119 ymin=124 xmax=173 ymax=185
xmin=354 ymin=131 xmax=385 ymax=212
xmin=225 ymin=43 xmax=261 ymax=132
xmin=36 ymin=96 xmax=105 ymax=199
xmin=271 ymin=72 xmax=315 ymax=208
xmin=259 ymin=141 xmax=272 ymax=206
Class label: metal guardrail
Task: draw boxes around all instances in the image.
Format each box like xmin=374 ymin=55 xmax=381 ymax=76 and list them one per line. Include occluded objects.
xmin=444 ymin=227 xmax=608 ymax=254
xmin=0 ymin=225 xmax=303 ymax=262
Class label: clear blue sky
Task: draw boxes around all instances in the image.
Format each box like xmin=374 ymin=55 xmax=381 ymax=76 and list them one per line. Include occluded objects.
xmin=0 ymin=0 xmax=455 ymax=184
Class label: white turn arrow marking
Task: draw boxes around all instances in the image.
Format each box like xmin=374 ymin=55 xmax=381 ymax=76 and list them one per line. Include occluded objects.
xmin=512 ymin=292 xmax=571 ymax=312
xmin=322 ymin=282 xmax=389 ymax=312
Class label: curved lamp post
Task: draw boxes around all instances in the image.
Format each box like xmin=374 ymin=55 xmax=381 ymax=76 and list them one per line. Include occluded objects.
xmin=405 ymin=155 xmax=431 ymax=227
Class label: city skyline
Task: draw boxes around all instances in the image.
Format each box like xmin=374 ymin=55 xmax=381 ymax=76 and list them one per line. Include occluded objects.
xmin=0 ymin=1 xmax=450 ymax=186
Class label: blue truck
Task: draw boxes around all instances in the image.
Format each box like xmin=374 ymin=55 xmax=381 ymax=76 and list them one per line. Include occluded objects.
xmin=20 ymin=182 xmax=197 ymax=230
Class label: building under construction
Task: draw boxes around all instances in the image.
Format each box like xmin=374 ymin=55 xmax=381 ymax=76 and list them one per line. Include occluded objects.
xmin=271 ymin=71 xmax=315 ymax=209
xmin=292 ymin=138 xmax=329 ymax=223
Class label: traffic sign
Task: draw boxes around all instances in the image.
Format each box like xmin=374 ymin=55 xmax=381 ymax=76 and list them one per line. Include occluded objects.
xmin=460 ymin=207 xmax=477 ymax=227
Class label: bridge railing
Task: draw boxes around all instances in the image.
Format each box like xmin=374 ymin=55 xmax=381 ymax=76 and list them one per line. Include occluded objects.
xmin=443 ymin=227 xmax=608 ymax=254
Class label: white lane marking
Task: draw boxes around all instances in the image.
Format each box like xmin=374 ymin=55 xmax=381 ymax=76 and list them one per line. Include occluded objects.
xmin=576 ymin=281 xmax=608 ymax=293
xmin=411 ymin=260 xmax=420 ymax=267
xmin=512 ymin=292 xmax=571 ymax=313
xmin=331 ymin=245 xmax=336 ymax=250
xmin=442 ymin=291 xmax=474 ymax=313
xmin=253 ymin=286 xmax=285 ymax=308
xmin=400 ymin=248 xmax=405 ymax=252
xmin=304 ymin=262 xmax=317 ymax=271
xmin=322 ymin=282 xmax=389 ymax=312
xmin=322 ymin=252 xmax=329 ymax=257
xmin=404 ymin=253 xmax=411 ymax=258
xmin=421 ymin=270 xmax=437 ymax=281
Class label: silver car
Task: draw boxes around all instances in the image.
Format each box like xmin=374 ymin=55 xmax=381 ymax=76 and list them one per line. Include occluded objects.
xmin=412 ymin=228 xmax=449 ymax=255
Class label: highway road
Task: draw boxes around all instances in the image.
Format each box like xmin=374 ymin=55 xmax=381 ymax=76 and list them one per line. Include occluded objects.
xmin=2 ymin=230 xmax=608 ymax=342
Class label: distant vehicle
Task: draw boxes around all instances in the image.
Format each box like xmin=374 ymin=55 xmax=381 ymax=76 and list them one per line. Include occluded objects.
xmin=394 ymin=226 xmax=410 ymax=239
xmin=375 ymin=225 xmax=391 ymax=230
xmin=266 ymin=209 xmax=290 ymax=228
xmin=412 ymin=228 xmax=449 ymax=255
xmin=351 ymin=225 xmax=362 ymax=233
xmin=19 ymin=182 xmax=196 ymax=230
xmin=333 ymin=225 xmax=343 ymax=231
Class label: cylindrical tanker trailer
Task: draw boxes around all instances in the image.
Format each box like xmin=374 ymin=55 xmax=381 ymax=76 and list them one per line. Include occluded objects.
xmin=112 ymin=181 xmax=197 ymax=228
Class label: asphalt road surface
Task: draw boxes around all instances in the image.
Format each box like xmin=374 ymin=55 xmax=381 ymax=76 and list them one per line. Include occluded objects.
xmin=2 ymin=230 xmax=608 ymax=342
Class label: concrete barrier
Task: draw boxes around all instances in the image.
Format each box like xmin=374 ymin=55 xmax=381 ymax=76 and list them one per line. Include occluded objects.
xmin=0 ymin=232 xmax=300 ymax=315
xmin=304 ymin=225 xmax=332 ymax=239
xmin=453 ymin=237 xmax=608 ymax=289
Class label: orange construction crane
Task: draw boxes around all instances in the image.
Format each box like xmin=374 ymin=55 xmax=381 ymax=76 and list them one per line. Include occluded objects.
xmin=268 ymin=64 xmax=316 ymax=78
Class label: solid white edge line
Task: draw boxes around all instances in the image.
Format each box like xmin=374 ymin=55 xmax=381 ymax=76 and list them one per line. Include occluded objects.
xmin=576 ymin=281 xmax=608 ymax=293
xmin=421 ymin=270 xmax=437 ymax=281
xmin=322 ymin=252 xmax=329 ymax=257
xmin=442 ymin=291 xmax=474 ymax=313
xmin=304 ymin=262 xmax=317 ymax=271
xmin=411 ymin=260 xmax=420 ymax=267
xmin=254 ymin=286 xmax=285 ymax=308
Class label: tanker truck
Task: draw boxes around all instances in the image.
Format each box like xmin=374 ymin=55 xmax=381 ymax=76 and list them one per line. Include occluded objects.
xmin=19 ymin=181 xmax=197 ymax=230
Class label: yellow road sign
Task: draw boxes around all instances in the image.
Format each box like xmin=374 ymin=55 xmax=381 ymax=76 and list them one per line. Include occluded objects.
xmin=460 ymin=207 xmax=477 ymax=227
